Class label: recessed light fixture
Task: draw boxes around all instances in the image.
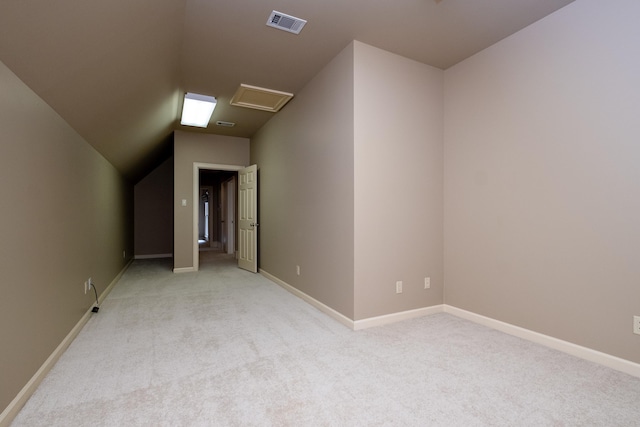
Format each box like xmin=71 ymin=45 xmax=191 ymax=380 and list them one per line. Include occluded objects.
xmin=180 ymin=92 xmax=217 ymax=128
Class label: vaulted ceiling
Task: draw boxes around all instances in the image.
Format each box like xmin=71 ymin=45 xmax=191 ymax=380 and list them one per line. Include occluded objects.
xmin=0 ymin=0 xmax=574 ymax=182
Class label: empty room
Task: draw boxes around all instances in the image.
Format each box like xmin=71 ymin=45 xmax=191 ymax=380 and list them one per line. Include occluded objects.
xmin=1 ymin=0 xmax=639 ymax=425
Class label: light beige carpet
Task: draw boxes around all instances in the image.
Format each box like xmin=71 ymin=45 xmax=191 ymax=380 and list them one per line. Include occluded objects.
xmin=11 ymin=252 xmax=640 ymax=426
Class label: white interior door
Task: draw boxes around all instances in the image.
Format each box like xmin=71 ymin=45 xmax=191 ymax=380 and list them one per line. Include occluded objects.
xmin=238 ymin=164 xmax=258 ymax=272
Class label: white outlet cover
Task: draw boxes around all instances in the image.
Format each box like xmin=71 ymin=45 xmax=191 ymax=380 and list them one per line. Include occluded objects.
xmin=396 ymin=281 xmax=403 ymax=294
xmin=634 ymin=316 xmax=640 ymax=335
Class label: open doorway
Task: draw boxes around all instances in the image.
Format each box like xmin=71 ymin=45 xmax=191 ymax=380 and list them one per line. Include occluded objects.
xmin=199 ymin=170 xmax=237 ymax=253
xmin=192 ymin=163 xmax=244 ymax=271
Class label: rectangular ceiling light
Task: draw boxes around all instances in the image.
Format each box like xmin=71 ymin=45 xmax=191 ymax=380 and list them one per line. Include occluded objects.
xmin=180 ymin=92 xmax=217 ymax=128
xmin=230 ymin=84 xmax=294 ymax=113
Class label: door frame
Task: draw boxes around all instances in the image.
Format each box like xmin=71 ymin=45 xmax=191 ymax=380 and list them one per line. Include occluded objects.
xmin=192 ymin=162 xmax=244 ymax=271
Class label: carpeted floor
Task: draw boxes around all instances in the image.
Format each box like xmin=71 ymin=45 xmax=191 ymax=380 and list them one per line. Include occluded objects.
xmin=11 ymin=252 xmax=640 ymax=426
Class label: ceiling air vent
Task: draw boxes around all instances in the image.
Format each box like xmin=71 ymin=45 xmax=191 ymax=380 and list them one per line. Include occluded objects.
xmin=216 ymin=121 xmax=235 ymax=127
xmin=266 ymin=11 xmax=307 ymax=35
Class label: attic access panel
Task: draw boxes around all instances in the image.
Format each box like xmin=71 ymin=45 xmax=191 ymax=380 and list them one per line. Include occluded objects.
xmin=230 ymin=84 xmax=294 ymax=113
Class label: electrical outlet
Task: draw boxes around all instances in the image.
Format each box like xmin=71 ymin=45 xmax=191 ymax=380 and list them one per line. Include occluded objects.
xmin=396 ymin=281 xmax=403 ymax=294
xmin=634 ymin=316 xmax=640 ymax=335
xmin=123 ymin=250 xmax=126 ymax=259
xmin=424 ymin=277 xmax=431 ymax=289
xmin=296 ymin=265 xmax=300 ymax=276
xmin=84 ymin=280 xmax=88 ymax=294
xmin=87 ymin=277 xmax=92 ymax=292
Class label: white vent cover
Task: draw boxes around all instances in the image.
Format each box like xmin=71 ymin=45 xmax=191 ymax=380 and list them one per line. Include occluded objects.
xmin=266 ymin=11 xmax=307 ymax=34
xmin=216 ymin=121 xmax=235 ymax=127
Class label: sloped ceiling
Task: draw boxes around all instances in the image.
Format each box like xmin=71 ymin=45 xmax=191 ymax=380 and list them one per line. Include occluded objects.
xmin=0 ymin=0 xmax=574 ymax=182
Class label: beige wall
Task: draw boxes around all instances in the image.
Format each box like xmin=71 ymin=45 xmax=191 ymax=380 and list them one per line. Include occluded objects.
xmin=353 ymin=42 xmax=444 ymax=320
xmin=0 ymin=60 xmax=133 ymax=412
xmin=251 ymin=43 xmax=356 ymax=318
xmin=134 ymin=156 xmax=174 ymax=256
xmin=173 ymin=131 xmax=249 ymax=269
xmin=444 ymin=0 xmax=640 ymax=363
xmin=251 ymin=41 xmax=444 ymax=321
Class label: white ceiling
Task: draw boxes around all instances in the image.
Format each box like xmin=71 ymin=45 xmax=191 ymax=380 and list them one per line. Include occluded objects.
xmin=0 ymin=0 xmax=574 ymax=181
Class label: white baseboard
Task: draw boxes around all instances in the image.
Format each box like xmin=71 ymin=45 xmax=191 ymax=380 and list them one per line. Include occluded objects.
xmin=0 ymin=260 xmax=132 ymax=427
xmin=134 ymin=253 xmax=172 ymax=259
xmin=253 ymin=271 xmax=640 ymax=378
xmin=98 ymin=260 xmax=131 ymax=305
xmin=353 ymin=305 xmax=445 ymax=330
xmin=444 ymin=305 xmax=640 ymax=379
xmin=259 ymin=269 xmax=444 ymax=331
xmin=173 ymin=266 xmax=195 ymax=273
xmin=0 ymin=316 xmax=92 ymax=427
xmin=259 ymin=269 xmax=355 ymax=330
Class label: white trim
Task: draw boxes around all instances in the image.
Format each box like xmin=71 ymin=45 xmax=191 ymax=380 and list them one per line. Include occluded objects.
xmin=444 ymin=305 xmax=640 ymax=379
xmin=134 ymin=253 xmax=172 ymax=259
xmin=0 ymin=260 xmax=132 ymax=427
xmin=232 ymin=270 xmax=640 ymax=378
xmin=98 ymin=260 xmax=131 ymax=304
xmin=192 ymin=163 xmax=244 ymax=272
xmin=172 ymin=266 xmax=195 ymax=273
xmin=353 ymin=305 xmax=445 ymax=330
xmin=259 ymin=269 xmax=444 ymax=331
xmin=0 ymin=316 xmax=91 ymax=427
xmin=259 ymin=269 xmax=355 ymax=330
